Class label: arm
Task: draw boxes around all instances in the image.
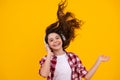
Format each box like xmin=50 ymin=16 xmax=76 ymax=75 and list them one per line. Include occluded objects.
xmin=85 ymin=55 xmax=110 ymax=80
xmin=40 ymin=44 xmax=53 ymax=77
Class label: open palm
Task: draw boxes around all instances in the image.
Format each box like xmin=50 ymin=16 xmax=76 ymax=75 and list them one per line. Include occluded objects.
xmin=99 ymin=55 xmax=110 ymax=62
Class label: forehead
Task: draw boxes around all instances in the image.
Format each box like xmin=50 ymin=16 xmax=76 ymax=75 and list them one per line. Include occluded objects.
xmin=48 ymin=33 xmax=60 ymax=39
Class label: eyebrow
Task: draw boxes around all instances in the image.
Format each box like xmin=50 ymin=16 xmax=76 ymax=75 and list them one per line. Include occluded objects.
xmin=48 ymin=35 xmax=60 ymax=40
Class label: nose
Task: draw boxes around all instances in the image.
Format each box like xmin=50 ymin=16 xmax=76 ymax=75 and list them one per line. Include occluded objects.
xmin=53 ymin=39 xmax=58 ymax=43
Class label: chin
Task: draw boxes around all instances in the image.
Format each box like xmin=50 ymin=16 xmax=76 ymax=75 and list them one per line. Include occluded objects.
xmin=52 ymin=46 xmax=62 ymax=51
xmin=52 ymin=48 xmax=61 ymax=51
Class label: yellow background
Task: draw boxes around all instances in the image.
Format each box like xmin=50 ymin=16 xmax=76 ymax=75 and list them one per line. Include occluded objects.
xmin=0 ymin=0 xmax=120 ymax=80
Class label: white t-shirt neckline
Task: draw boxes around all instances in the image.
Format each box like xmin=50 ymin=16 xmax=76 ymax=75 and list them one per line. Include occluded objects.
xmin=53 ymin=53 xmax=72 ymax=80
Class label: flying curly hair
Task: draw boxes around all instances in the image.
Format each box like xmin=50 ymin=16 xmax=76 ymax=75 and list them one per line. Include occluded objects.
xmin=45 ymin=0 xmax=84 ymax=49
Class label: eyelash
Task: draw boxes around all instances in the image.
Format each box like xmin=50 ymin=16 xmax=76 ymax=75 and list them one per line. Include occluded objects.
xmin=56 ymin=37 xmax=59 ymax=39
xmin=49 ymin=37 xmax=60 ymax=42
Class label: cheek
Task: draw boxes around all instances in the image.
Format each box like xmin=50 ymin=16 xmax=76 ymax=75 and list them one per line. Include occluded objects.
xmin=48 ymin=42 xmax=53 ymax=47
xmin=60 ymin=39 xmax=63 ymax=44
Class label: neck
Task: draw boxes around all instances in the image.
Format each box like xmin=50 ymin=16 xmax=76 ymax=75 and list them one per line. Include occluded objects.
xmin=53 ymin=48 xmax=65 ymax=56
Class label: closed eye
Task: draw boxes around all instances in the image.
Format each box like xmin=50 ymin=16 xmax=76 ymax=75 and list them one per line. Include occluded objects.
xmin=56 ymin=36 xmax=60 ymax=39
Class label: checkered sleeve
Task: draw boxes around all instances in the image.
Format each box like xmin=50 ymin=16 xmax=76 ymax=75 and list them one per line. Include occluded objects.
xmin=76 ymin=56 xmax=88 ymax=78
xmin=40 ymin=56 xmax=47 ymax=65
xmin=39 ymin=56 xmax=47 ymax=75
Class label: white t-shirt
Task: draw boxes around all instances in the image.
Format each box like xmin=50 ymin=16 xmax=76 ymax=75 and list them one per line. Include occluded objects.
xmin=53 ymin=53 xmax=72 ymax=80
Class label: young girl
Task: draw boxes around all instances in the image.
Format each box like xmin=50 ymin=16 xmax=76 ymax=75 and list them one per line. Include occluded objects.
xmin=39 ymin=0 xmax=110 ymax=80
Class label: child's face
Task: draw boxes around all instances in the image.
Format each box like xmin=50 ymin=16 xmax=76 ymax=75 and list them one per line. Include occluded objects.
xmin=47 ymin=33 xmax=63 ymax=51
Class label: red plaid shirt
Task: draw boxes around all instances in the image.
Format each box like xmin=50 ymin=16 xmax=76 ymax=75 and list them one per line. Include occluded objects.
xmin=39 ymin=52 xmax=88 ymax=80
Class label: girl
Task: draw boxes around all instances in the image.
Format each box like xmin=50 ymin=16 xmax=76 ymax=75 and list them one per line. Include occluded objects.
xmin=39 ymin=0 xmax=110 ymax=80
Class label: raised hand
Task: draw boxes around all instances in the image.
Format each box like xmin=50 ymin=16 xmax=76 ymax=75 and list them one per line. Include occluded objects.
xmin=45 ymin=44 xmax=54 ymax=56
xmin=98 ymin=55 xmax=110 ymax=62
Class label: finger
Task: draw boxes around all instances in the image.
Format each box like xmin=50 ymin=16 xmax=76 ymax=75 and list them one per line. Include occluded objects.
xmin=104 ymin=56 xmax=110 ymax=61
xmin=106 ymin=56 xmax=110 ymax=61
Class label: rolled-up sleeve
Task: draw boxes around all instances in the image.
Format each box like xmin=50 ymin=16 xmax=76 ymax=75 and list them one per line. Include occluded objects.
xmin=76 ymin=57 xmax=88 ymax=78
xmin=39 ymin=56 xmax=47 ymax=75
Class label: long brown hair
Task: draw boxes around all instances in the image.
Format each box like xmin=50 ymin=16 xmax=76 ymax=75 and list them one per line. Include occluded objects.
xmin=45 ymin=0 xmax=83 ymax=49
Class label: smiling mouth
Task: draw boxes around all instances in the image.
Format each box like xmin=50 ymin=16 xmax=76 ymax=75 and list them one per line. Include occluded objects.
xmin=53 ymin=43 xmax=61 ymax=47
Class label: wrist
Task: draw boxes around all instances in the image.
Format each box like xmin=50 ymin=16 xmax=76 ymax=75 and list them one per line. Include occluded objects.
xmin=47 ymin=52 xmax=54 ymax=58
xmin=97 ymin=58 xmax=102 ymax=64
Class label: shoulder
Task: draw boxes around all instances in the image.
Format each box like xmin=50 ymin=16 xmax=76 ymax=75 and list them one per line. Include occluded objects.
xmin=66 ymin=52 xmax=78 ymax=57
xmin=66 ymin=52 xmax=80 ymax=60
xmin=66 ymin=52 xmax=84 ymax=65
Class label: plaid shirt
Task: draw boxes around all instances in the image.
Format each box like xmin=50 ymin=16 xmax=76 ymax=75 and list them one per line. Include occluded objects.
xmin=39 ymin=52 xmax=88 ymax=80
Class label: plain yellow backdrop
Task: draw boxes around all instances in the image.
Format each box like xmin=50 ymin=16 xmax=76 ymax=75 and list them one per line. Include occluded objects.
xmin=0 ymin=0 xmax=120 ymax=80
